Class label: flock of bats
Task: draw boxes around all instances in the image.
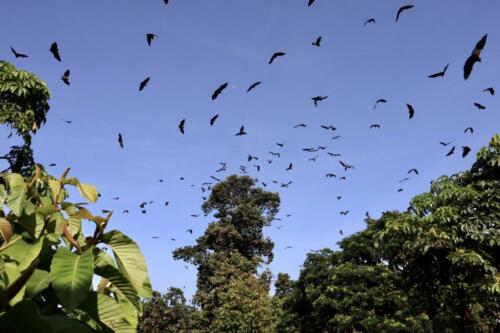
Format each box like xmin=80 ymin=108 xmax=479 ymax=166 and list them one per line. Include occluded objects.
xmin=6 ymin=1 xmax=494 ymax=247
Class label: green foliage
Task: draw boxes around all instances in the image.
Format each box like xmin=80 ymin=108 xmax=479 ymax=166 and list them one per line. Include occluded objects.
xmin=0 ymin=168 xmax=151 ymax=332
xmin=277 ymin=135 xmax=500 ymax=333
xmin=376 ymin=134 xmax=500 ymax=332
xmin=137 ymin=288 xmax=201 ymax=333
xmin=172 ymin=175 xmax=280 ymax=331
xmin=0 ymin=61 xmax=51 ymax=175
xmin=210 ymin=272 xmax=276 ymax=333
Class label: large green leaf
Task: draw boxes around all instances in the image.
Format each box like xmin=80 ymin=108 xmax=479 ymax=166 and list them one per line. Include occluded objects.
xmin=42 ymin=315 xmax=94 ymax=333
xmin=0 ymin=235 xmax=44 ymax=271
xmin=3 ymin=258 xmax=24 ymax=305
xmin=16 ymin=212 xmax=45 ymax=238
xmin=4 ymin=173 xmax=27 ymax=216
xmin=50 ymin=247 xmax=93 ymax=311
xmin=93 ymin=250 xmax=141 ymax=311
xmin=0 ymin=300 xmax=54 ymax=333
xmin=25 ymin=269 xmax=50 ymax=298
xmin=102 ymin=230 xmax=152 ymax=297
xmin=80 ymin=292 xmax=135 ymax=333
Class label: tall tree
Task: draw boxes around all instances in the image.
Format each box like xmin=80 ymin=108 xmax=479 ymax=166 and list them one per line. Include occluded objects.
xmin=173 ymin=175 xmax=280 ymax=329
xmin=0 ymin=61 xmax=51 ymax=176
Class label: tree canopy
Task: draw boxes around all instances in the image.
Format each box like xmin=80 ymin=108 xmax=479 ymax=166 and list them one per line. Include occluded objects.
xmin=171 ymin=175 xmax=280 ymax=330
xmin=276 ymin=135 xmax=500 ymax=333
xmin=0 ymin=61 xmax=51 ymax=175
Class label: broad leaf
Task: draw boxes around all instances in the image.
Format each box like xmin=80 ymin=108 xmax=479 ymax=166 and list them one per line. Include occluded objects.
xmin=94 ymin=250 xmax=141 ymax=311
xmin=48 ymin=179 xmax=61 ymax=202
xmin=102 ymin=230 xmax=152 ymax=297
xmin=80 ymin=292 xmax=135 ymax=333
xmin=25 ymin=269 xmax=50 ymax=298
xmin=0 ymin=235 xmax=44 ymax=271
xmin=77 ymin=182 xmax=98 ymax=203
xmin=4 ymin=173 xmax=27 ymax=216
xmin=50 ymin=247 xmax=93 ymax=311
xmin=17 ymin=212 xmax=45 ymax=238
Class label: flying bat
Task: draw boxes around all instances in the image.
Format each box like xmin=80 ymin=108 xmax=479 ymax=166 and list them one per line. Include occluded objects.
xmin=10 ymin=46 xmax=28 ymax=58
xmin=428 ymin=63 xmax=449 ymax=78
xmin=473 ymin=102 xmax=486 ymax=110
xmin=118 ymin=133 xmax=124 ymax=148
xmin=396 ymin=5 xmax=414 ymax=22
xmin=50 ymin=42 xmax=61 ymax=62
xmin=464 ymin=34 xmax=487 ymax=80
xmin=247 ymin=81 xmax=261 ymax=92
xmin=146 ymin=33 xmax=157 ymax=46
xmin=407 ymin=104 xmax=415 ymax=119
xmin=269 ymin=51 xmax=285 ymax=64
xmin=139 ymin=77 xmax=150 ymax=91
xmin=462 ymin=146 xmax=471 ymax=158
xmin=212 ymin=82 xmax=228 ymax=100
xmin=178 ymin=119 xmax=185 ymax=134
xmin=364 ymin=18 xmax=376 ymax=26
xmin=61 ymin=70 xmax=70 ymax=85
xmin=312 ymin=36 xmax=322 ymax=47
xmin=312 ymin=96 xmax=328 ymax=107
xmin=483 ymin=87 xmax=494 ymax=95
xmin=446 ymin=146 xmax=456 ymax=156
xmin=210 ymin=114 xmax=219 ymax=126
xmin=235 ymin=126 xmax=247 ymax=136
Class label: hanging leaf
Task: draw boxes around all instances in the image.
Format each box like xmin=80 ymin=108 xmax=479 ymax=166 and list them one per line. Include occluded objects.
xmin=48 ymin=179 xmax=61 ymax=203
xmin=50 ymin=247 xmax=93 ymax=311
xmin=76 ymin=182 xmax=98 ymax=203
xmin=102 ymin=230 xmax=152 ymax=297
xmin=93 ymin=250 xmax=141 ymax=311
xmin=4 ymin=173 xmax=27 ymax=216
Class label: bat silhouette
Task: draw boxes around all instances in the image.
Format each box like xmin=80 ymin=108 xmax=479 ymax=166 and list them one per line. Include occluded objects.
xmin=212 ymin=82 xmax=228 ymax=100
xmin=10 ymin=46 xmax=28 ymax=58
xmin=247 ymin=81 xmax=261 ymax=92
xmin=464 ymin=34 xmax=487 ymax=80
xmin=428 ymin=63 xmax=449 ymax=78
xmin=139 ymin=77 xmax=150 ymax=91
xmin=50 ymin=42 xmax=61 ymax=62
xmin=210 ymin=114 xmax=219 ymax=126
xmin=269 ymin=52 xmax=285 ymax=64
xmin=178 ymin=119 xmax=185 ymax=134
xmin=396 ymin=5 xmax=414 ymax=22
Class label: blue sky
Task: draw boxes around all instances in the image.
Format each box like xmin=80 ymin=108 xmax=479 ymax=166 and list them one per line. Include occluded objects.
xmin=1 ymin=0 xmax=499 ymax=298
